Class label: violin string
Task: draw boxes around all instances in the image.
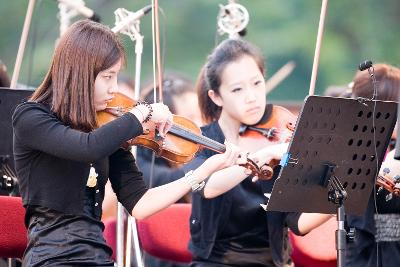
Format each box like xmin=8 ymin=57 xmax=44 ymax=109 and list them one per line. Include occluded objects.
xmin=168 ymin=122 xmax=293 ymax=160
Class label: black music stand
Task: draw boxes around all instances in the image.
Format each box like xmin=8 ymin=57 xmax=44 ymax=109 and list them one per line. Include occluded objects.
xmin=0 ymin=88 xmax=33 ymax=195
xmin=266 ymin=95 xmax=397 ymax=267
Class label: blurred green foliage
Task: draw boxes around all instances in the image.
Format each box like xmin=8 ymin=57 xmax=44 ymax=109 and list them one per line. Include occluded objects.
xmin=0 ymin=0 xmax=399 ymax=100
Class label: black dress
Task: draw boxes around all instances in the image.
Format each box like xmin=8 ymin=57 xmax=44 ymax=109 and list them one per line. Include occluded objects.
xmin=345 ymin=189 xmax=400 ymax=267
xmin=13 ymin=102 xmax=148 ymax=266
xmin=23 ymin=188 xmax=114 ymax=267
xmin=185 ymin=120 xmax=302 ymax=267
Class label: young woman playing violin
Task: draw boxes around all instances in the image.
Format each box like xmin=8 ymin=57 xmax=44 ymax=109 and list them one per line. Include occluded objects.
xmin=186 ymin=38 xmax=333 ymax=267
xmin=12 ymin=20 xmax=243 ymax=267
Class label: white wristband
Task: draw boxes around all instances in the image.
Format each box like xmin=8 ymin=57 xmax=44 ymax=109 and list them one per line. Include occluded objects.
xmin=184 ymin=170 xmax=205 ymax=192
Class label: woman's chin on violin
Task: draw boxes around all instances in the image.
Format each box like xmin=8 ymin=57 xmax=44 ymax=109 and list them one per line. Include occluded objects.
xmin=245 ymin=105 xmax=264 ymax=119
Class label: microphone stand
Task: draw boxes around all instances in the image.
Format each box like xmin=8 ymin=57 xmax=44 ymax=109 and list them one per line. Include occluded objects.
xmin=113 ymin=8 xmax=145 ymax=100
xmin=113 ymin=8 xmax=146 ymax=267
xmin=217 ymin=1 xmax=249 ymax=39
xmin=58 ymin=0 xmax=100 ymax=38
xmin=58 ymin=0 xmax=80 ymax=37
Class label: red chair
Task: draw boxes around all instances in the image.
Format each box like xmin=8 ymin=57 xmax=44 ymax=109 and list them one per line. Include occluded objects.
xmin=0 ymin=196 xmax=27 ymax=259
xmin=290 ymin=217 xmax=337 ymax=267
xmin=137 ymin=203 xmax=192 ymax=263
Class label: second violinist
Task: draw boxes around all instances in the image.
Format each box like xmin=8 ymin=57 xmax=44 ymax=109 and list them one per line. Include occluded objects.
xmin=186 ymin=38 xmax=333 ymax=267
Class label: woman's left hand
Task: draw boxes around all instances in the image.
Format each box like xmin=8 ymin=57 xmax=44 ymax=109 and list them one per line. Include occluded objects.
xmin=250 ymin=142 xmax=289 ymax=168
xmin=247 ymin=142 xmax=289 ymax=182
xmin=193 ymin=141 xmax=242 ymax=181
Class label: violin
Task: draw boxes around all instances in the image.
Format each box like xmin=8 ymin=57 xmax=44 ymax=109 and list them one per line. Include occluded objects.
xmin=238 ymin=104 xmax=297 ymax=179
xmin=239 ymin=104 xmax=296 ymax=141
xmin=376 ymin=150 xmax=400 ymax=201
xmin=97 ymin=93 xmax=271 ymax=180
xmin=377 ymin=170 xmax=400 ymax=201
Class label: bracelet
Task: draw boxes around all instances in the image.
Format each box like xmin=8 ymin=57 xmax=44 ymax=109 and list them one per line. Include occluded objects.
xmin=184 ymin=170 xmax=206 ymax=192
xmin=134 ymin=101 xmax=153 ymax=123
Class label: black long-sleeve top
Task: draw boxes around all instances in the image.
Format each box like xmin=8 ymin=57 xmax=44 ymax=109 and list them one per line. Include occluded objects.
xmin=184 ymin=120 xmax=302 ymax=267
xmin=136 ymin=146 xmax=185 ymax=187
xmin=12 ymin=101 xmax=148 ymax=220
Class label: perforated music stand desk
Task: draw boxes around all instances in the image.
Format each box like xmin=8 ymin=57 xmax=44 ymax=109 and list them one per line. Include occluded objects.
xmin=266 ymin=95 xmax=397 ymax=267
xmin=0 ymin=88 xmax=33 ymax=195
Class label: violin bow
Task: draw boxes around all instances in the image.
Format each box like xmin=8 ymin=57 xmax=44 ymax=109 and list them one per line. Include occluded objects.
xmin=308 ymin=0 xmax=329 ymax=96
xmin=10 ymin=0 xmax=36 ymax=88
xmin=151 ymin=0 xmax=164 ymax=103
xmin=265 ymin=61 xmax=296 ymax=95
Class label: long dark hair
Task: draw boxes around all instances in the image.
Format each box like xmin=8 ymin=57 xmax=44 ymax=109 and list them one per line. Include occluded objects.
xmin=30 ymin=20 xmax=125 ymax=132
xmin=196 ymin=38 xmax=265 ymax=123
xmin=352 ymin=63 xmax=400 ymax=101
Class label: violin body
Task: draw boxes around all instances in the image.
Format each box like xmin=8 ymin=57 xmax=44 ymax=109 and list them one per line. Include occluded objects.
xmin=377 ymin=150 xmax=400 ymax=201
xmin=97 ymin=93 xmax=201 ymax=163
xmin=239 ymin=105 xmax=296 ymax=141
xmin=238 ymin=104 xmax=297 ymax=179
xmin=377 ymin=172 xmax=400 ymax=199
xmin=131 ymin=115 xmax=201 ymax=164
xmin=97 ymin=93 xmax=271 ymax=179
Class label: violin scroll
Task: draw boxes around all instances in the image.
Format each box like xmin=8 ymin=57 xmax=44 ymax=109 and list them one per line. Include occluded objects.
xmin=238 ymin=158 xmax=274 ymax=181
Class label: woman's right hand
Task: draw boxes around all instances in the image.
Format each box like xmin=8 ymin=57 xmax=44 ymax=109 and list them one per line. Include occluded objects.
xmin=131 ymin=102 xmax=173 ymax=137
xmin=148 ymin=103 xmax=173 ymax=137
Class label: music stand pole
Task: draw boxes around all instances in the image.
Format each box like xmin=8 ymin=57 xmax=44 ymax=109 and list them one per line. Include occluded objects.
xmin=327 ymin=174 xmax=349 ymax=267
